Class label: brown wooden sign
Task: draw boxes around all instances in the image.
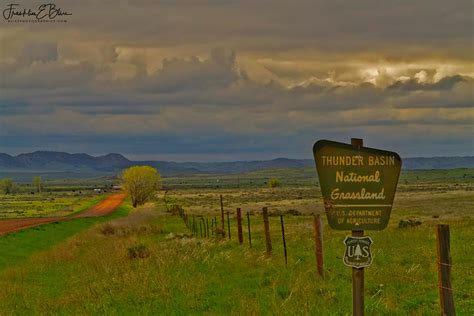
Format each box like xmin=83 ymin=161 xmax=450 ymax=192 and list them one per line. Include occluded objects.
xmin=313 ymin=140 xmax=401 ymax=230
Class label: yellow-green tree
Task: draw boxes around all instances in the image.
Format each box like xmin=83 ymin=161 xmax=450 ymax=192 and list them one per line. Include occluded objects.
xmin=32 ymin=176 xmax=43 ymax=193
xmin=120 ymin=166 xmax=161 ymax=207
xmin=0 ymin=178 xmax=17 ymax=194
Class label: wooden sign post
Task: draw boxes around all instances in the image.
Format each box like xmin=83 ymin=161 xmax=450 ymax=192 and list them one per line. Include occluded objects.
xmin=313 ymin=138 xmax=401 ymax=315
xmin=350 ymin=138 xmax=365 ymax=316
xmin=313 ymin=214 xmax=325 ymax=278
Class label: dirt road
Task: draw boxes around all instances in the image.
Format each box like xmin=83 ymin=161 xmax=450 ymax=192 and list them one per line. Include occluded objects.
xmin=74 ymin=194 xmax=126 ymax=218
xmin=0 ymin=194 xmax=126 ymax=236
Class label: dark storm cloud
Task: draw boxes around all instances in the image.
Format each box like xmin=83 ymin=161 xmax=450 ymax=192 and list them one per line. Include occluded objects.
xmin=387 ymin=75 xmax=469 ymax=92
xmin=37 ymin=0 xmax=469 ymax=55
xmin=134 ymin=48 xmax=243 ymax=93
xmin=17 ymin=42 xmax=58 ymax=65
xmin=0 ymin=59 xmax=96 ymax=89
xmin=0 ymin=49 xmax=471 ymax=146
xmin=0 ymin=1 xmax=472 ymax=159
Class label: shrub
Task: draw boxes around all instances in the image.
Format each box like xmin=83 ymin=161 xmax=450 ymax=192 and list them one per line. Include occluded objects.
xmin=285 ymin=209 xmax=301 ymax=216
xmin=101 ymin=223 xmax=116 ymax=235
xmin=127 ymin=244 xmax=151 ymax=259
xmin=398 ymin=219 xmax=422 ymax=228
xmin=268 ymin=178 xmax=281 ymax=188
xmin=101 ymin=222 xmax=162 ymax=237
xmin=168 ymin=204 xmax=184 ymax=215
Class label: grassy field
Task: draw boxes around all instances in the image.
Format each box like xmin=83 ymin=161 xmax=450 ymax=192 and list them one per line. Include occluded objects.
xmin=162 ymin=167 xmax=474 ymax=189
xmin=0 ymin=178 xmax=119 ymax=218
xmin=0 ymin=203 xmax=131 ymax=271
xmin=0 ymin=193 xmax=106 ymax=218
xmin=0 ymin=168 xmax=472 ymax=315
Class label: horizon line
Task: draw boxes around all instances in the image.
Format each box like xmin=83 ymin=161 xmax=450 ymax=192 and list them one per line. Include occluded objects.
xmin=1 ymin=150 xmax=473 ymax=164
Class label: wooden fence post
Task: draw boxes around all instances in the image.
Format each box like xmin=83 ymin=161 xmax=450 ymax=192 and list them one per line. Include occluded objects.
xmin=437 ymin=224 xmax=455 ymax=316
xmin=262 ymin=207 xmax=272 ymax=256
xmin=247 ymin=211 xmax=252 ymax=247
xmin=220 ymin=194 xmax=225 ymax=232
xmin=280 ymin=215 xmax=287 ymax=265
xmin=237 ymin=208 xmax=244 ymax=244
xmin=214 ymin=216 xmax=217 ymax=236
xmin=313 ymin=214 xmax=325 ymax=278
xmin=206 ymin=218 xmax=210 ymax=237
xmin=227 ymin=211 xmax=231 ymax=240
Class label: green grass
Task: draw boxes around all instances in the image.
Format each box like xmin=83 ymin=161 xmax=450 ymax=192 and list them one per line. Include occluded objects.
xmin=0 ymin=192 xmax=107 ymax=218
xmin=0 ymin=176 xmax=119 ymax=218
xmin=0 ymin=191 xmax=472 ymax=315
xmin=0 ymin=169 xmax=472 ymax=314
xmin=0 ymin=203 xmax=130 ymax=271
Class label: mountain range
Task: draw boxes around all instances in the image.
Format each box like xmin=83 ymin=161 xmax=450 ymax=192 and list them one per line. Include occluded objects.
xmin=0 ymin=151 xmax=473 ymax=176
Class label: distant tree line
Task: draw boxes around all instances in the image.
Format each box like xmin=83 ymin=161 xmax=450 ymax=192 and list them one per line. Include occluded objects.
xmin=33 ymin=176 xmax=43 ymax=193
xmin=0 ymin=178 xmax=18 ymax=194
xmin=0 ymin=176 xmax=45 ymax=195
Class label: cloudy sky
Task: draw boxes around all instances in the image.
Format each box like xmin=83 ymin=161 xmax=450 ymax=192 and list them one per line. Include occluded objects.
xmin=0 ymin=0 xmax=472 ymax=161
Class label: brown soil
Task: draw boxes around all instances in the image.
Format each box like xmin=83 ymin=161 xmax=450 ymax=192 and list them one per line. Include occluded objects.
xmin=74 ymin=193 xmax=126 ymax=218
xmin=0 ymin=193 xmax=127 ymax=236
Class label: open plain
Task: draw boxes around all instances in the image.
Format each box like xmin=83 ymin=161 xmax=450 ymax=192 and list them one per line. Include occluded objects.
xmin=0 ymin=168 xmax=472 ymax=315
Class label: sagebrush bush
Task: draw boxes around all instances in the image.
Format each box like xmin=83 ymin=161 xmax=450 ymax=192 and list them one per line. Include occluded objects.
xmin=100 ymin=223 xmax=115 ymax=235
xmin=268 ymin=178 xmax=281 ymax=188
xmin=285 ymin=209 xmax=301 ymax=216
xmin=398 ymin=219 xmax=422 ymax=228
xmin=127 ymin=244 xmax=151 ymax=259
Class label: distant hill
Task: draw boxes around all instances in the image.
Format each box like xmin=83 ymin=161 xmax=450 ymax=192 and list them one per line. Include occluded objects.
xmin=0 ymin=151 xmax=473 ymax=177
xmin=0 ymin=151 xmax=130 ymax=172
xmin=399 ymin=157 xmax=474 ymax=169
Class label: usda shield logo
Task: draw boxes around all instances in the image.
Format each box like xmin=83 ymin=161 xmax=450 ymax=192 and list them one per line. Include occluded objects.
xmin=343 ymin=236 xmax=373 ymax=268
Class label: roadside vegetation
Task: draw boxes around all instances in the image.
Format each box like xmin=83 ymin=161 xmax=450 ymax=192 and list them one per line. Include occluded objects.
xmin=0 ymin=203 xmax=130 ymax=270
xmin=0 ymin=193 xmax=107 ymax=218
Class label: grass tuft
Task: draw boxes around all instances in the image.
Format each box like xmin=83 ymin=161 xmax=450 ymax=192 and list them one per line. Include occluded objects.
xmin=127 ymin=244 xmax=151 ymax=259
